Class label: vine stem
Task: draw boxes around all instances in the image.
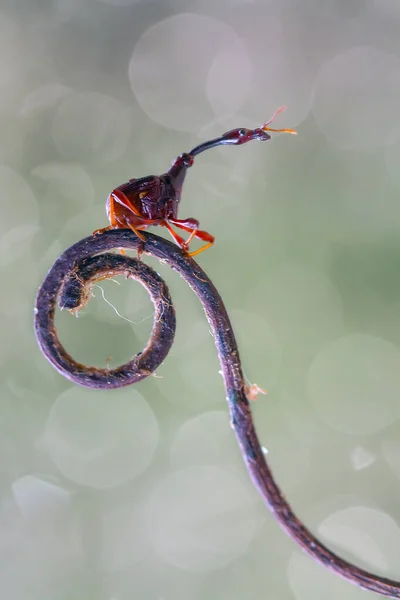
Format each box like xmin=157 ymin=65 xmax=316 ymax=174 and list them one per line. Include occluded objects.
xmin=35 ymin=229 xmax=400 ymax=597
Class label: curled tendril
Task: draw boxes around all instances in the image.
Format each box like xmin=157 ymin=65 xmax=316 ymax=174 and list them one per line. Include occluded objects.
xmin=35 ymin=229 xmax=400 ymax=598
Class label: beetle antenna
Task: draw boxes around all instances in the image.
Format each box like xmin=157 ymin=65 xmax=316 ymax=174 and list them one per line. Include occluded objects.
xmin=262 ymin=105 xmax=297 ymax=135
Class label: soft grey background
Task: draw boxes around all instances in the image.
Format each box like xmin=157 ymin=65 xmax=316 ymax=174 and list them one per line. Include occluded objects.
xmin=1 ymin=0 xmax=400 ymax=598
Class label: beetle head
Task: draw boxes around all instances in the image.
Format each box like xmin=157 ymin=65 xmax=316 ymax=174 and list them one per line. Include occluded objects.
xmin=188 ymin=106 xmax=296 ymax=158
xmin=220 ymin=127 xmax=271 ymax=145
xmin=174 ymin=153 xmax=194 ymax=168
xmin=221 ymin=106 xmax=297 ymax=146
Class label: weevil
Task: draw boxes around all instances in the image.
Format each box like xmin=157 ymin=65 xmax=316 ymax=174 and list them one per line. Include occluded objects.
xmin=94 ymin=107 xmax=296 ymax=257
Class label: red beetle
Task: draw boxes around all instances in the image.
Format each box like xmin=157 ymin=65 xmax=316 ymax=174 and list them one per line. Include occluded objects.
xmin=95 ymin=107 xmax=296 ymax=257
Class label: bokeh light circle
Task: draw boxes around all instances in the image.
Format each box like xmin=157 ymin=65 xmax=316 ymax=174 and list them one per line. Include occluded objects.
xmin=0 ymin=166 xmax=39 ymax=237
xmin=250 ymin=263 xmax=343 ymax=346
xmin=288 ymin=550 xmax=373 ymax=600
xmin=318 ymin=505 xmax=400 ymax=573
xmin=129 ymin=14 xmax=251 ymax=132
xmin=308 ymin=334 xmax=400 ymax=435
xmin=97 ymin=0 xmax=140 ymax=5
xmin=170 ymin=411 xmax=236 ymax=468
xmin=45 ymin=387 xmax=159 ymax=489
xmin=385 ymin=127 xmax=400 ymax=190
xmin=312 ymin=46 xmax=400 ymax=151
xmin=382 ymin=433 xmax=400 ymax=481
xmin=52 ymin=92 xmax=132 ymax=165
xmin=147 ymin=465 xmax=257 ymax=571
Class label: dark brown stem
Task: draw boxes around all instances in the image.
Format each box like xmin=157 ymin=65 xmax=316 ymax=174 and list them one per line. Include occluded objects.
xmin=35 ymin=229 xmax=400 ymax=597
xmin=35 ymin=248 xmax=175 ymax=388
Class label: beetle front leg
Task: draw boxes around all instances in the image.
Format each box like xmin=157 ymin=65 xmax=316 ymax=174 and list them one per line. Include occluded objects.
xmin=186 ymin=230 xmax=214 ymax=257
xmin=169 ymin=218 xmax=199 ymax=249
xmin=162 ymin=221 xmax=187 ymax=249
xmin=168 ymin=218 xmax=214 ymax=257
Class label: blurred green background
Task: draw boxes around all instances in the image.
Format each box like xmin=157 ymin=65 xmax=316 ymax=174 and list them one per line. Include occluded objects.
xmin=2 ymin=0 xmax=400 ymax=598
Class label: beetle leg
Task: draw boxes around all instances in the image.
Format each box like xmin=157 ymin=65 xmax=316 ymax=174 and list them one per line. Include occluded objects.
xmin=184 ymin=228 xmax=197 ymax=247
xmin=112 ymin=190 xmax=143 ymax=217
xmin=168 ymin=217 xmax=199 ymax=248
xmin=120 ymin=223 xmax=146 ymax=258
xmin=169 ymin=217 xmax=199 ymax=229
xmin=108 ymin=194 xmax=129 ymax=255
xmin=169 ymin=218 xmax=214 ymax=257
xmin=112 ymin=191 xmax=148 ymax=253
xmin=93 ymin=225 xmax=113 ymax=235
xmin=162 ymin=221 xmax=187 ymax=249
xmin=97 ymin=195 xmax=128 ymax=254
xmin=94 ymin=194 xmax=120 ymax=234
xmin=187 ymin=233 xmax=214 ymax=257
xmin=127 ymin=223 xmax=146 ymax=242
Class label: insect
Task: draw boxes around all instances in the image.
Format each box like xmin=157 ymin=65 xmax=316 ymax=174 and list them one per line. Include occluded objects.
xmin=94 ymin=107 xmax=296 ymax=257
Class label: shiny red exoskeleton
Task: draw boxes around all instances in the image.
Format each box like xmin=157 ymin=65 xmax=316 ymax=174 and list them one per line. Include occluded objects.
xmin=95 ymin=107 xmax=296 ymax=257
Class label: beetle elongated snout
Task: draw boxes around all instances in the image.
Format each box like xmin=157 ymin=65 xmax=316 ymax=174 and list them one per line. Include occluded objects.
xmin=221 ymin=127 xmax=271 ymax=145
xmin=188 ymin=106 xmax=296 ymax=158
